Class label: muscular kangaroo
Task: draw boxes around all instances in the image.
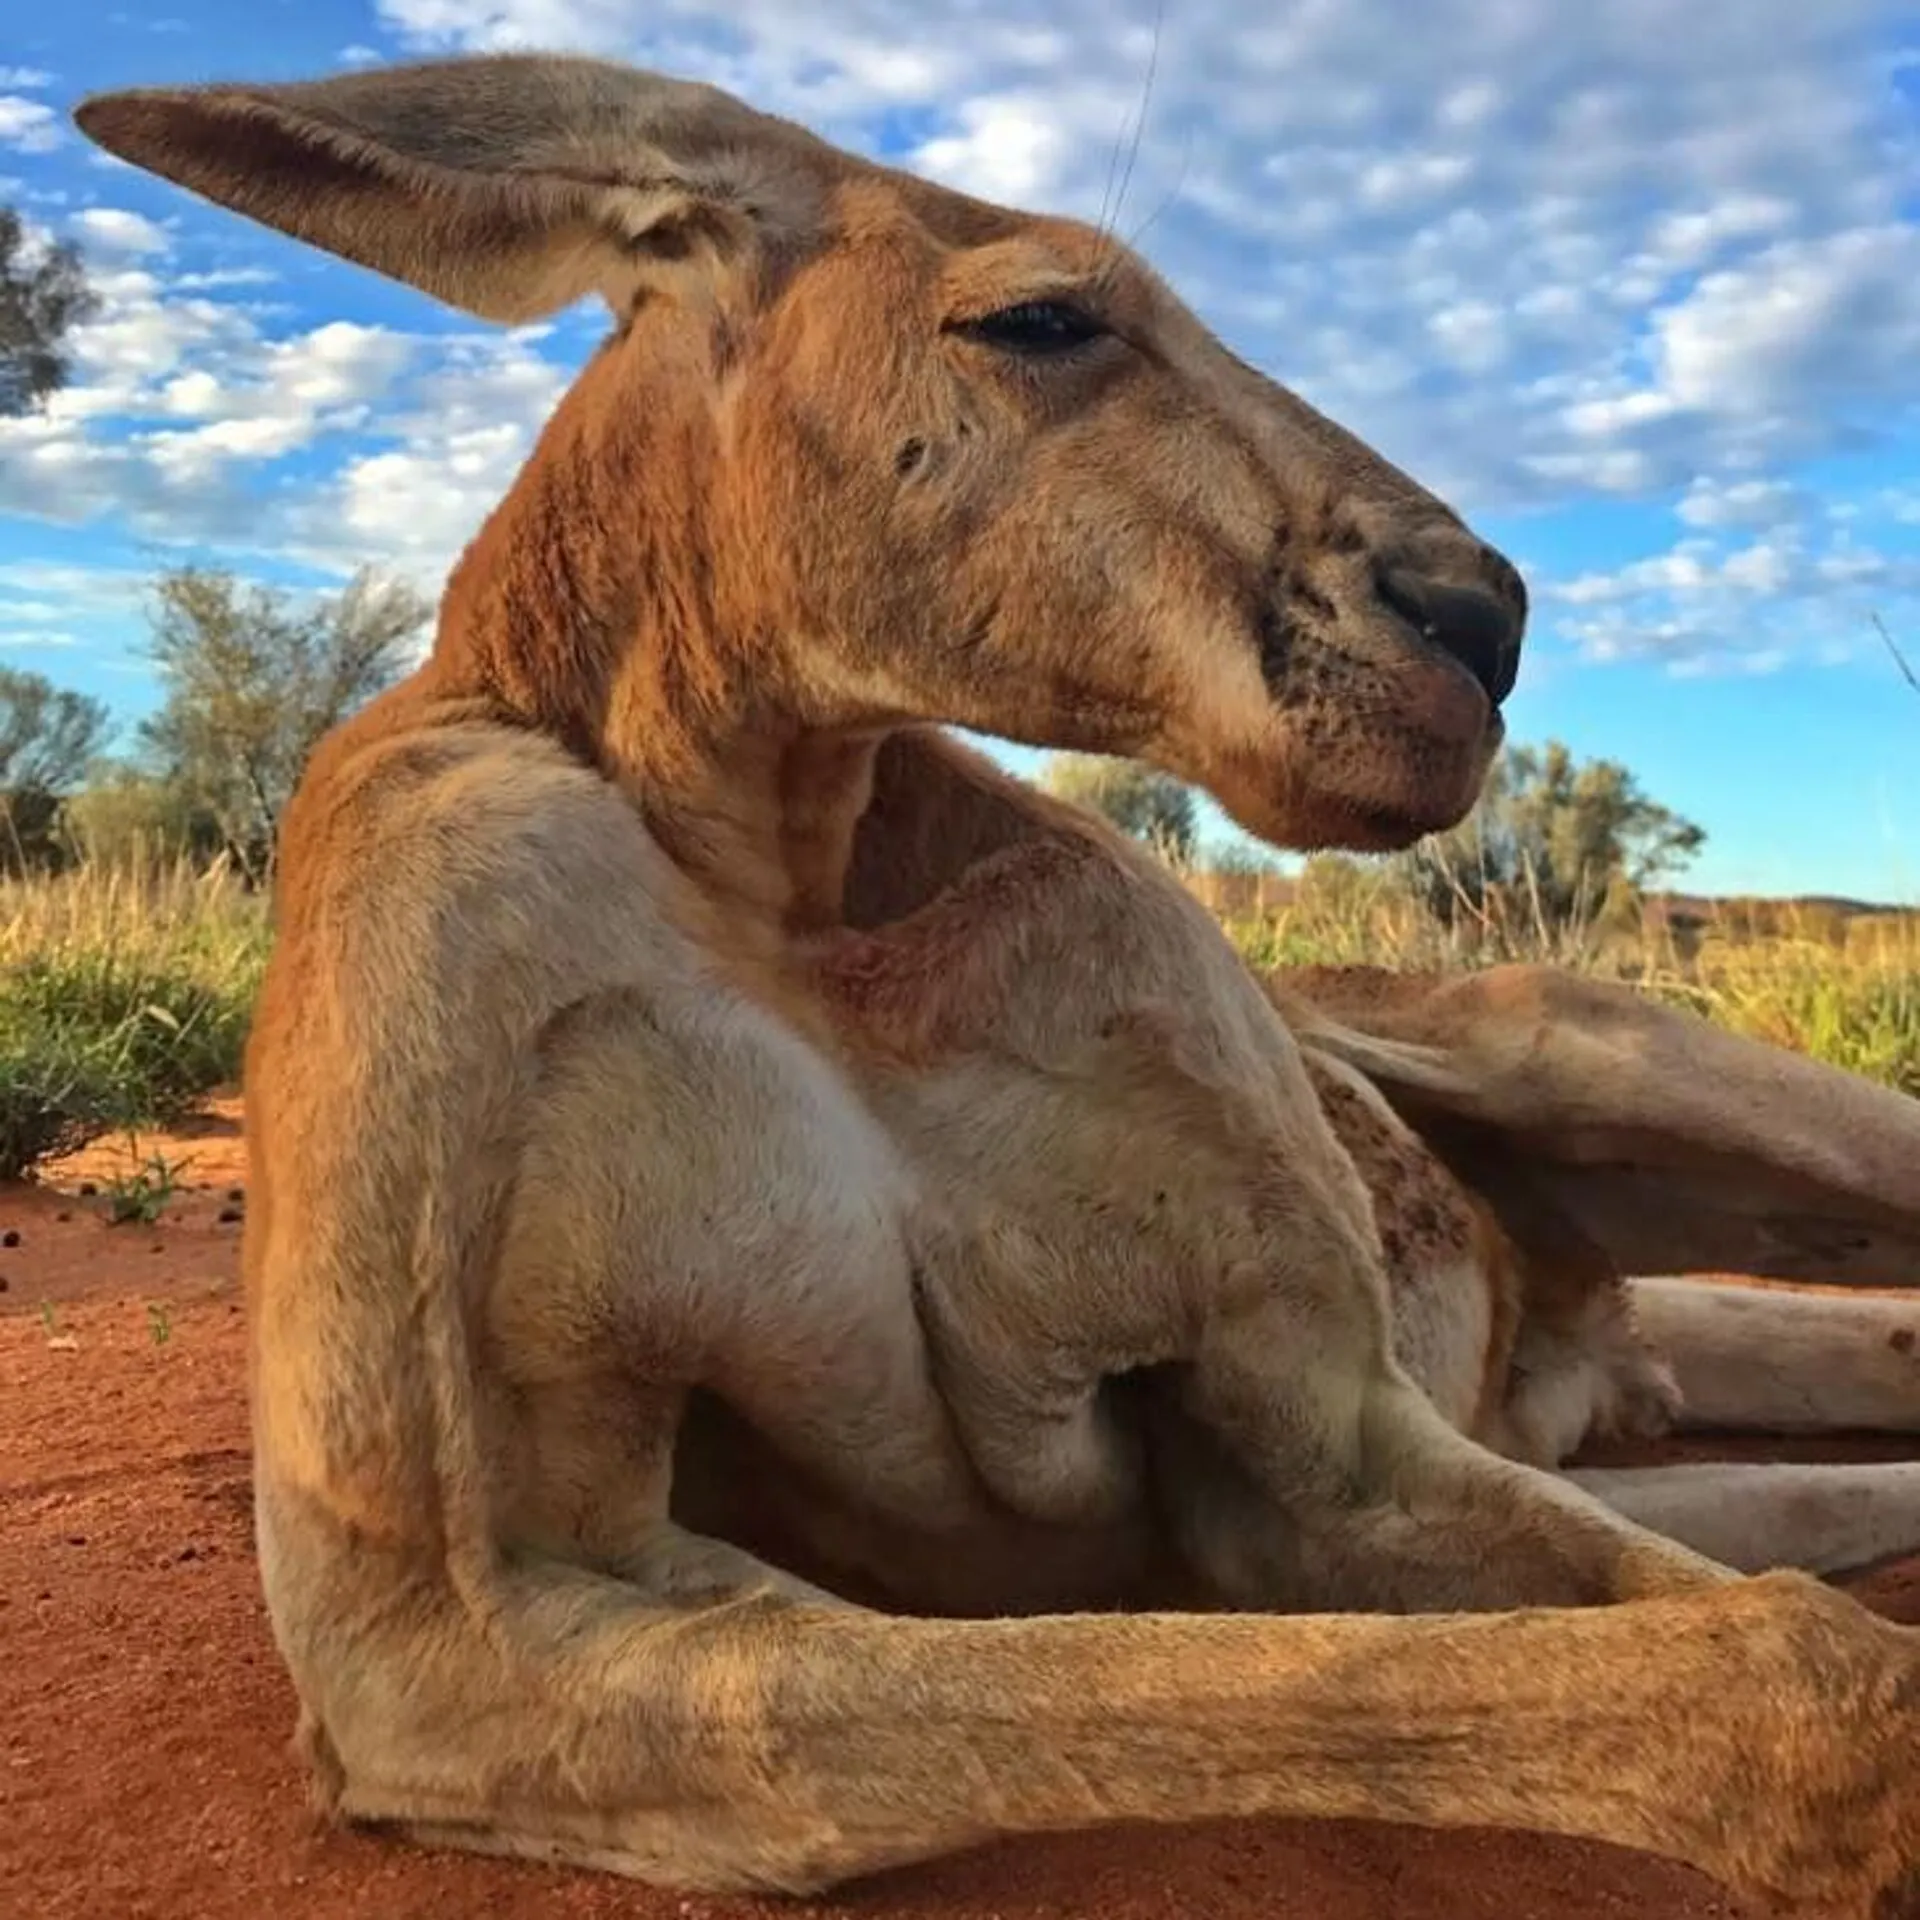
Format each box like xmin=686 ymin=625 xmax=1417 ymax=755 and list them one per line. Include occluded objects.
xmin=74 ymin=53 xmax=1919 ymax=1917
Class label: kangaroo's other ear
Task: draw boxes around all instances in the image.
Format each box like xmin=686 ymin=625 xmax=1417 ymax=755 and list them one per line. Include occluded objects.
xmin=1271 ymin=963 xmax=1920 ymax=1289
xmin=73 ymin=53 xmax=838 ymax=322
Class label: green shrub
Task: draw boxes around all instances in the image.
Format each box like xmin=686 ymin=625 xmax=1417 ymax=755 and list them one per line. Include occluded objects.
xmin=0 ymin=857 xmax=268 ymax=1178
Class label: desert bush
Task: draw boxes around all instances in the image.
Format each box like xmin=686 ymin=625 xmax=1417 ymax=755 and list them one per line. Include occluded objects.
xmin=1394 ymin=740 xmax=1704 ymax=937
xmin=0 ymin=856 xmax=268 ymax=1178
xmin=58 ymin=769 xmax=225 ymax=869
xmin=138 ymin=564 xmax=429 ymax=881
xmin=1038 ymin=752 xmax=1198 ymax=863
xmin=0 ymin=664 xmax=113 ymax=873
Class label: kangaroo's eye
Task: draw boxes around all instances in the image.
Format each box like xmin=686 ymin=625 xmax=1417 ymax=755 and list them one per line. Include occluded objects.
xmin=956 ymin=300 xmax=1106 ymax=355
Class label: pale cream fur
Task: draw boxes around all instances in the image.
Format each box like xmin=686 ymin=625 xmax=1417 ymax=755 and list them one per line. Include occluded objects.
xmin=73 ymin=51 xmax=1920 ymax=1920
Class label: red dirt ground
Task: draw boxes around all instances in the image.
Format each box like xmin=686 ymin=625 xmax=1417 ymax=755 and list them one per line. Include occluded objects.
xmin=3 ymin=1100 xmax=1916 ymax=1920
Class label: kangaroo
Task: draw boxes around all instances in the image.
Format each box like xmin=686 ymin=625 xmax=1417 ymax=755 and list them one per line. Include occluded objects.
xmin=74 ymin=54 xmax=1919 ymax=1917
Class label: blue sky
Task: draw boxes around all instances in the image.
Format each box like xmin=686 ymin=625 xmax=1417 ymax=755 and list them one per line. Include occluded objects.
xmin=2 ymin=0 xmax=1918 ymax=899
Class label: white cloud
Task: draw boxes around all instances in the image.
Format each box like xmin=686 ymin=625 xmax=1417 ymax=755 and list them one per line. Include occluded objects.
xmin=1653 ymin=226 xmax=1920 ymax=417
xmin=0 ymin=93 xmax=60 ymax=154
xmin=0 ymin=566 xmax=150 ymax=661
xmin=0 ymin=562 xmax=152 ymax=621
xmin=0 ymin=67 xmax=53 ymax=89
xmin=1541 ymin=500 xmax=1920 ymax=674
xmin=168 ymin=266 xmax=278 ymax=291
xmin=289 ymin=331 xmax=571 ymax=589
xmin=33 ymin=261 xmax=259 ymax=413
xmin=0 ymin=228 xmax=562 ymax=598
xmin=1676 ymin=477 xmax=1810 ymax=531
xmin=1646 ymin=195 xmax=1797 ymax=272
xmin=0 ymin=264 xmax=419 ymax=541
xmin=915 ymin=94 xmax=1073 ymax=203
xmin=1562 ymin=392 xmax=1679 ymax=439
xmin=159 ymin=319 xmax=411 ymax=424
xmin=69 ymin=208 xmax=171 ymax=257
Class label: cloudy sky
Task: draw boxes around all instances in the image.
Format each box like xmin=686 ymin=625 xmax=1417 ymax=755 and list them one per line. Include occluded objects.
xmin=3 ymin=0 xmax=1918 ymax=897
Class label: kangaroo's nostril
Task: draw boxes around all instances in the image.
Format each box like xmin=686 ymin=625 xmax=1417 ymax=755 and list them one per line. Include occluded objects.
xmin=1374 ymin=565 xmax=1521 ymax=707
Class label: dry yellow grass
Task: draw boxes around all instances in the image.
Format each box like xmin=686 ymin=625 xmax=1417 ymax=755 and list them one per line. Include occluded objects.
xmin=1196 ymin=861 xmax=1920 ymax=1097
xmin=2 ymin=844 xmax=1913 ymax=1179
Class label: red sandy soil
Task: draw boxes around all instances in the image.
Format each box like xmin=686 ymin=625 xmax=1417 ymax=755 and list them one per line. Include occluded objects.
xmin=3 ymin=1101 xmax=1916 ymax=1920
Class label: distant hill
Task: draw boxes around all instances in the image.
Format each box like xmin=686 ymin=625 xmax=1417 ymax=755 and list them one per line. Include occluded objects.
xmin=1180 ymin=870 xmax=1920 ymax=934
xmin=1644 ymin=891 xmax=1914 ymax=926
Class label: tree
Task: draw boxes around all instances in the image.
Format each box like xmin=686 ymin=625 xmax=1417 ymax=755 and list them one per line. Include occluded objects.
xmin=58 ymin=762 xmax=225 ymax=869
xmin=1 ymin=205 xmax=98 ymax=416
xmin=0 ymin=664 xmax=112 ymax=869
xmin=1399 ymin=739 xmax=1705 ymax=933
xmin=138 ymin=565 xmax=431 ymax=880
xmin=1038 ymin=752 xmax=1197 ymax=863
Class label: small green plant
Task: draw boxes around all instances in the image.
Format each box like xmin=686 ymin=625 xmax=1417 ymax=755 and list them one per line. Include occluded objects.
xmin=103 ymin=1144 xmax=189 ymax=1225
xmin=146 ymin=1301 xmax=173 ymax=1347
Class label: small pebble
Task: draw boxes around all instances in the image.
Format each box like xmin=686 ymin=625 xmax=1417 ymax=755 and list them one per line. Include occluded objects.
xmin=1 ymin=1228 xmax=19 ymax=1248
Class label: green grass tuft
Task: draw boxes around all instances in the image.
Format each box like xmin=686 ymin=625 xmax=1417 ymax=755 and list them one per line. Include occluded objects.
xmin=0 ymin=856 xmax=269 ymax=1180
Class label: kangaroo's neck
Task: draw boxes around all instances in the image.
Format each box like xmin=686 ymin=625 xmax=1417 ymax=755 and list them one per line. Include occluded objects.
xmin=423 ymin=340 xmax=883 ymax=951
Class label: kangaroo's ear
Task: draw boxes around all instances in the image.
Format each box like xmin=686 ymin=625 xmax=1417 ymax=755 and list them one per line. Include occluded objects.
xmin=1269 ymin=963 xmax=1920 ymax=1290
xmin=73 ymin=53 xmax=838 ymax=322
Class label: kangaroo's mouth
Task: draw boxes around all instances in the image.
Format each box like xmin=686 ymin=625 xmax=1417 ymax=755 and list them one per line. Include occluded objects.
xmin=1199 ymin=630 xmax=1507 ymax=856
